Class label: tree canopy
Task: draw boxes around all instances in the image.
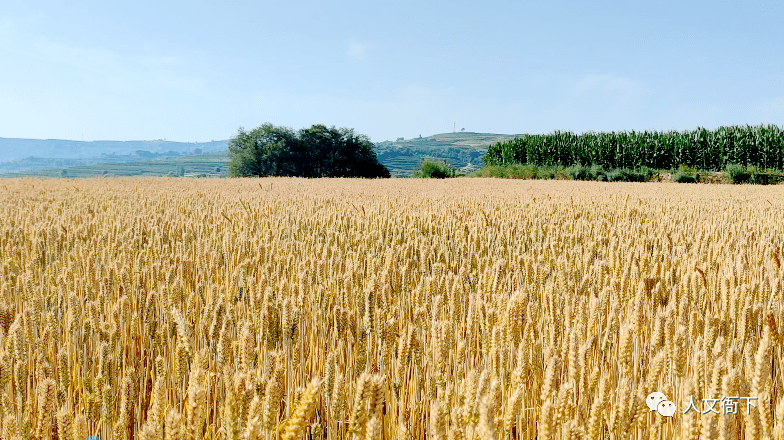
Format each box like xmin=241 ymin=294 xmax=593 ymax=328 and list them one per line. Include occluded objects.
xmin=228 ymin=123 xmax=390 ymax=178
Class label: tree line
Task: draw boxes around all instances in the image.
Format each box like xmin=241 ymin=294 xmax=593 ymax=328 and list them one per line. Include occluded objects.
xmin=228 ymin=123 xmax=390 ymax=178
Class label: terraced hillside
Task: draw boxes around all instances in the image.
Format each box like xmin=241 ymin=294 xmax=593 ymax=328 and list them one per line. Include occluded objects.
xmin=2 ymin=152 xmax=231 ymax=178
xmin=374 ymin=132 xmax=523 ymax=176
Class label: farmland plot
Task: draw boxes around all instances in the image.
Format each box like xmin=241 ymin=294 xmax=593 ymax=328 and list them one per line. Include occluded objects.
xmin=0 ymin=177 xmax=782 ymax=440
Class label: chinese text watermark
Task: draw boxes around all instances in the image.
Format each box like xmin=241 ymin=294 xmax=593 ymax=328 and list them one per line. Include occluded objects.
xmin=647 ymin=392 xmax=758 ymax=417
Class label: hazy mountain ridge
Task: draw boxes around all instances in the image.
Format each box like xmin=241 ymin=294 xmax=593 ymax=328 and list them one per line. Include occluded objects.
xmin=0 ymin=132 xmax=523 ymax=177
xmin=0 ymin=138 xmax=229 ymax=162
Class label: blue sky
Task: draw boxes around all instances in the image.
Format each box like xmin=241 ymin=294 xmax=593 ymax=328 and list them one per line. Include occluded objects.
xmin=1 ymin=0 xmax=782 ymax=143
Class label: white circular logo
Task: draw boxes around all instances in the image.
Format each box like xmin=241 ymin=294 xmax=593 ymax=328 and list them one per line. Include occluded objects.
xmin=657 ymin=400 xmax=676 ymax=417
xmin=646 ymin=392 xmax=667 ymax=412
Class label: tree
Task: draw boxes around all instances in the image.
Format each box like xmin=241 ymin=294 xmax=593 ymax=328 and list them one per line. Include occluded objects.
xmin=194 ymin=148 xmax=202 ymax=155
xmin=228 ymin=123 xmax=295 ymax=177
xmin=135 ymin=150 xmax=155 ymax=158
xmin=228 ymin=123 xmax=390 ymax=178
xmin=413 ymin=158 xmax=455 ymax=178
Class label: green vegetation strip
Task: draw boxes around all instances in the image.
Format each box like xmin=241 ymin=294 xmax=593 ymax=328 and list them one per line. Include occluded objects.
xmin=1 ymin=152 xmax=230 ymax=178
xmin=484 ymin=124 xmax=784 ymax=172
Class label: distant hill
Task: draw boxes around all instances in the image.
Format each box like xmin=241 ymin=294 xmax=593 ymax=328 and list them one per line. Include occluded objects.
xmin=0 ymin=132 xmax=523 ymax=177
xmin=373 ymin=132 xmax=524 ymax=176
xmin=0 ymin=138 xmax=228 ymax=162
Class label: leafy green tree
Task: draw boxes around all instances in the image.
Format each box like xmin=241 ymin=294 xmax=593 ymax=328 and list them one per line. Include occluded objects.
xmin=228 ymin=123 xmax=390 ymax=178
xmin=413 ymin=158 xmax=455 ymax=178
xmin=228 ymin=124 xmax=296 ymax=177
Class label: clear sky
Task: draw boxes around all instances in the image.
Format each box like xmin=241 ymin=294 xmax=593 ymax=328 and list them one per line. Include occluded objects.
xmin=1 ymin=0 xmax=782 ymax=143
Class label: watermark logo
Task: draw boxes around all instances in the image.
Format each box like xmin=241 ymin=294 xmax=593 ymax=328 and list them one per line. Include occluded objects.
xmin=684 ymin=396 xmax=758 ymax=415
xmin=647 ymin=392 xmax=758 ymax=417
xmin=646 ymin=392 xmax=676 ymax=417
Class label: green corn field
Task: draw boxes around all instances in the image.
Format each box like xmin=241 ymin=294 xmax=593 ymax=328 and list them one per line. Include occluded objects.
xmin=484 ymin=124 xmax=784 ymax=172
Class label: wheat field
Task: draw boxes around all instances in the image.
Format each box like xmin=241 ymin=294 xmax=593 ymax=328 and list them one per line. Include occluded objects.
xmin=0 ymin=177 xmax=782 ymax=440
